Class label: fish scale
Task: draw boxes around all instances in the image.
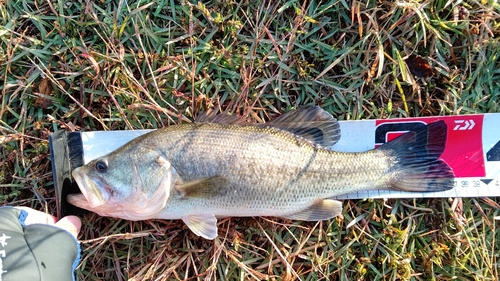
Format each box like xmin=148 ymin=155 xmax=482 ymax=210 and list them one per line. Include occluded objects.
xmin=156 ymin=124 xmax=375 ymax=201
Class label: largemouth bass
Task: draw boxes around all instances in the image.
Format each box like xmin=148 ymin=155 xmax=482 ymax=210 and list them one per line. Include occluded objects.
xmin=68 ymin=106 xmax=454 ymax=239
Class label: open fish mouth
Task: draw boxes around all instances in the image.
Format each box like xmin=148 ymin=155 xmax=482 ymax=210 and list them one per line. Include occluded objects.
xmin=69 ymin=167 xmax=109 ymax=208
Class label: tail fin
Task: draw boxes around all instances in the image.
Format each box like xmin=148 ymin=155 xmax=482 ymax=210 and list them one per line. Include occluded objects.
xmin=378 ymin=121 xmax=455 ymax=192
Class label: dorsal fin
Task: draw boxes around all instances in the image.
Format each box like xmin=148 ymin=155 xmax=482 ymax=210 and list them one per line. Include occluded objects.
xmin=195 ymin=109 xmax=246 ymax=125
xmin=195 ymin=106 xmax=341 ymax=147
xmin=264 ymin=106 xmax=341 ymax=147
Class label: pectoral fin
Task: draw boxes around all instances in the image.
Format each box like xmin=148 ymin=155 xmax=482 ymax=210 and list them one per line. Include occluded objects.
xmin=175 ymin=176 xmax=229 ymax=198
xmin=182 ymin=214 xmax=218 ymax=240
xmin=282 ymin=199 xmax=343 ymax=221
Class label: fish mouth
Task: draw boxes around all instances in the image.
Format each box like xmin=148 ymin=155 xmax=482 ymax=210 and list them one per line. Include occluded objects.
xmin=69 ymin=167 xmax=109 ymax=208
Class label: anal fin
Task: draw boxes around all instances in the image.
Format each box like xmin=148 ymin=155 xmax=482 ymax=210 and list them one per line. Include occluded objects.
xmin=282 ymin=199 xmax=343 ymax=221
xmin=182 ymin=214 xmax=218 ymax=240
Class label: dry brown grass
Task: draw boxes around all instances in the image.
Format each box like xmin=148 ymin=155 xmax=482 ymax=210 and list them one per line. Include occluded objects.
xmin=1 ymin=0 xmax=499 ymax=280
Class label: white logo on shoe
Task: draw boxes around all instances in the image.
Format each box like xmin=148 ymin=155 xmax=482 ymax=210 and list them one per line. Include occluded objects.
xmin=0 ymin=234 xmax=11 ymax=248
xmin=0 ymin=233 xmax=11 ymax=280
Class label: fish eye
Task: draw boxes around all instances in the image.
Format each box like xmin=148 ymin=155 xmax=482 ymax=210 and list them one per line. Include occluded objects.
xmin=95 ymin=159 xmax=108 ymax=173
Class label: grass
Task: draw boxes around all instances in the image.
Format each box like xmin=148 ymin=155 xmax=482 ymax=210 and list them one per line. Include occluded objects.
xmin=1 ymin=0 xmax=500 ymax=280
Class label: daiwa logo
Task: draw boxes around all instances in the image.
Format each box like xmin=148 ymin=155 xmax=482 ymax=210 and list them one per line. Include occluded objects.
xmin=453 ymin=119 xmax=475 ymax=130
xmin=0 ymin=233 xmax=11 ymax=281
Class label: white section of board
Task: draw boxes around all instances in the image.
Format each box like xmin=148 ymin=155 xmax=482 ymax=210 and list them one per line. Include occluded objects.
xmin=332 ymin=120 xmax=375 ymax=152
xmin=82 ymin=130 xmax=152 ymax=164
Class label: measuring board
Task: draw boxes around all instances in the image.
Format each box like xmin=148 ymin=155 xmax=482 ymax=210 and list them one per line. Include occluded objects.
xmin=49 ymin=113 xmax=500 ymax=217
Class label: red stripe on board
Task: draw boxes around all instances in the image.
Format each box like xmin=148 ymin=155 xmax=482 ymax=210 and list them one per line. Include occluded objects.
xmin=375 ymin=115 xmax=485 ymax=177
